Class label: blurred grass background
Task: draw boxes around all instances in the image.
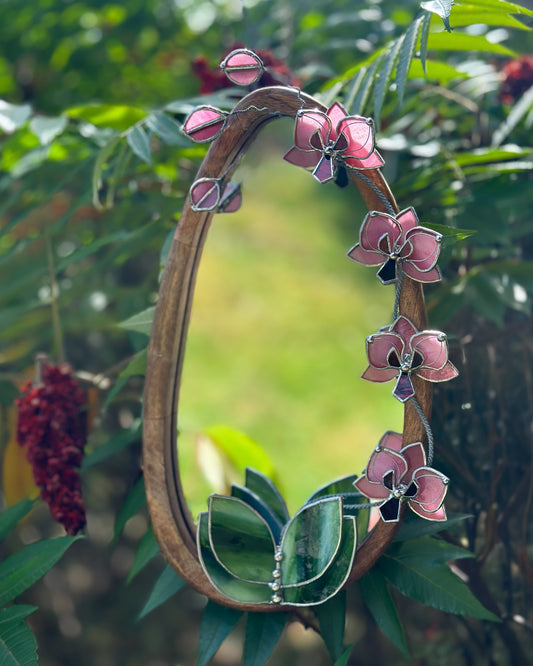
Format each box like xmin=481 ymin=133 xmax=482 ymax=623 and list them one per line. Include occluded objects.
xmin=177 ymin=122 xmax=403 ymax=515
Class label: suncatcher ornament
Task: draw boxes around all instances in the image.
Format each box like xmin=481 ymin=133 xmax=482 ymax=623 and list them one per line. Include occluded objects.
xmin=142 ymin=48 xmax=457 ymax=611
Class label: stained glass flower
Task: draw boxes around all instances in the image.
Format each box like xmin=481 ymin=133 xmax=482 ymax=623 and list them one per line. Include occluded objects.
xmin=347 ymin=208 xmax=442 ymax=284
xmin=354 ymin=431 xmax=448 ymax=522
xmin=283 ymin=102 xmax=384 ymax=184
xmin=362 ymin=316 xmax=458 ymax=402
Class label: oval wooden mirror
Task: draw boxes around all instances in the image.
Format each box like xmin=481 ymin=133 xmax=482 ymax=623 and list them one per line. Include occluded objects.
xmin=142 ymin=86 xmax=431 ymax=611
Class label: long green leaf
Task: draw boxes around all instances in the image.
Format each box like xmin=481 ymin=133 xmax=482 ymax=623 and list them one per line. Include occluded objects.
xmin=333 ymin=645 xmax=353 ymax=666
xmin=419 ymin=11 xmax=432 ymax=74
xmin=374 ymin=37 xmax=403 ymax=125
xmin=457 ymin=0 xmax=533 ymax=15
xmin=243 ymin=612 xmax=288 ymax=666
xmin=421 ymin=0 xmax=454 ymax=31
xmin=126 ymin=125 xmax=152 ymax=165
xmin=127 ymin=526 xmax=160 ymax=583
xmin=138 ymin=564 xmax=186 ymax=620
xmin=393 ymin=513 xmax=472 ymax=542
xmin=197 ymin=601 xmax=243 ymax=666
xmin=396 ymin=17 xmax=424 ymax=105
xmin=360 ymin=568 xmax=409 ymax=656
xmin=0 ymin=617 xmax=37 ymax=666
xmin=492 ymin=85 xmax=533 ymax=146
xmin=350 ymin=56 xmax=383 ymax=116
xmin=82 ymin=420 xmax=142 ymax=468
xmin=117 ymin=307 xmax=155 ymax=336
xmin=0 ymin=500 xmax=36 ymax=543
xmin=145 ymin=112 xmax=189 ymax=147
xmin=315 ymin=590 xmax=346 ymax=662
xmin=113 ymin=476 xmax=146 ymax=543
xmin=0 ymin=607 xmax=37 ymax=626
xmin=0 ymin=536 xmax=82 ymax=606
xmin=428 ymin=32 xmax=515 ymax=55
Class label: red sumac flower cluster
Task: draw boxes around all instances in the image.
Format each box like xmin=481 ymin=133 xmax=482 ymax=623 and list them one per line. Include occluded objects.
xmin=16 ymin=363 xmax=87 ymax=535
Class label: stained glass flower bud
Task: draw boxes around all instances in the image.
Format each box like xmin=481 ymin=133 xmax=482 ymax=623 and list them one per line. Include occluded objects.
xmin=220 ymin=49 xmax=264 ymax=86
xmin=182 ymin=106 xmax=227 ymax=143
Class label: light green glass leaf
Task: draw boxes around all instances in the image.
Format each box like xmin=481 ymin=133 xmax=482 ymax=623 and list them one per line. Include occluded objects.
xmin=117 ymin=307 xmax=155 ymax=335
xmin=209 ymin=496 xmax=275 ymax=583
xmin=360 ymin=568 xmax=409 ymax=656
xmin=0 ymin=499 xmax=36 ymax=542
xmin=127 ymin=125 xmax=152 ymax=165
xmin=231 ymin=485 xmax=284 ymax=542
xmin=197 ymin=600 xmax=243 ymax=666
xmin=138 ymin=564 xmax=186 ymax=619
xmin=197 ymin=513 xmax=271 ymax=604
xmin=380 ymin=549 xmax=500 ymax=620
xmin=282 ymin=516 xmax=356 ymax=606
xmin=29 ymin=115 xmax=68 ymax=145
xmin=281 ymin=498 xmax=342 ymax=586
xmin=243 ymin=612 xmax=288 ymax=666
xmin=245 ymin=468 xmax=289 ymax=524
xmin=315 ymin=590 xmax=346 ymax=661
xmin=127 ymin=526 xmax=160 ymax=583
xmin=0 ymin=536 xmax=82 ymax=606
xmin=0 ymin=615 xmax=38 ymax=666
xmin=145 ymin=112 xmax=189 ymax=146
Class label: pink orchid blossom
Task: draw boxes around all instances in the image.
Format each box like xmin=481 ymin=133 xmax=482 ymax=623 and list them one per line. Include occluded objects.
xmin=354 ymin=431 xmax=449 ymax=522
xmin=362 ymin=316 xmax=458 ymax=402
xmin=348 ymin=208 xmax=442 ymax=284
xmin=283 ymin=102 xmax=384 ymax=184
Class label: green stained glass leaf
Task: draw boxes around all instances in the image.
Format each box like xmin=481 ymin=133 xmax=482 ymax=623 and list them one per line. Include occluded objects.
xmin=231 ymin=485 xmax=284 ymax=543
xmin=209 ymin=496 xmax=275 ymax=583
xmin=138 ymin=564 xmax=186 ymax=620
xmin=315 ymin=590 xmax=346 ymax=661
xmin=243 ymin=612 xmax=288 ymax=666
xmin=305 ymin=474 xmax=359 ymax=504
xmin=360 ymin=568 xmax=409 ymax=656
xmin=282 ymin=516 xmax=356 ymax=606
xmin=198 ymin=601 xmax=243 ymax=666
xmin=281 ymin=498 xmax=343 ymax=586
xmin=244 ymin=468 xmax=289 ymax=525
xmin=197 ymin=513 xmax=271 ymax=604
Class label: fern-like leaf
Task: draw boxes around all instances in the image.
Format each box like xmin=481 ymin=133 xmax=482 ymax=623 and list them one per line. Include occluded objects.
xmin=419 ymin=11 xmax=432 ymax=75
xmin=374 ymin=37 xmax=404 ymax=125
xmin=396 ymin=16 xmax=424 ymax=106
xmin=349 ymin=56 xmax=383 ymax=116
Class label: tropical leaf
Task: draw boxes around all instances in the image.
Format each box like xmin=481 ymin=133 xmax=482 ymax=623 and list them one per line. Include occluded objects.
xmin=113 ymin=476 xmax=146 ymax=543
xmin=349 ymin=56 xmax=383 ymax=116
xmin=419 ymin=10 xmax=432 ymax=74
xmin=333 ymin=645 xmax=353 ymax=666
xmin=396 ymin=16 xmax=424 ymax=105
xmin=243 ymin=612 xmax=288 ymax=666
xmin=315 ymin=590 xmax=346 ymax=662
xmin=374 ymin=37 xmax=404 ymax=124
xmin=127 ymin=526 xmax=160 ymax=583
xmin=126 ymin=125 xmax=152 ymax=165
xmin=197 ymin=601 xmax=242 ymax=666
xmin=138 ymin=564 xmax=186 ymax=620
xmin=117 ymin=307 xmax=155 ymax=336
xmin=0 ymin=609 xmax=38 ymax=666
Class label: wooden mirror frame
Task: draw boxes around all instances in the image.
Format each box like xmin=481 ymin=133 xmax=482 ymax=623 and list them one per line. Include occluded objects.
xmin=142 ymin=86 xmax=432 ymax=611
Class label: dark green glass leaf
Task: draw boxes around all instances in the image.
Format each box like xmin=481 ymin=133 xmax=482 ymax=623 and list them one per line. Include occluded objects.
xmin=0 ymin=615 xmax=38 ymax=666
xmin=197 ymin=513 xmax=271 ymax=604
xmin=244 ymin=468 xmax=289 ymax=525
xmin=126 ymin=125 xmax=152 ymax=165
xmin=305 ymin=474 xmax=359 ymax=504
xmin=113 ymin=476 xmax=146 ymax=544
xmin=393 ymin=513 xmax=472 ymax=542
xmin=380 ymin=549 xmax=500 ymax=620
xmin=243 ymin=612 xmax=288 ymax=666
xmin=127 ymin=526 xmax=160 ymax=583
xmin=197 ymin=600 xmax=243 ymax=666
xmin=209 ymin=496 xmax=275 ymax=583
xmin=231 ymin=485 xmax=284 ymax=543
xmin=360 ymin=568 xmax=409 ymax=656
xmin=145 ymin=112 xmax=189 ymax=147
xmin=281 ymin=498 xmax=342 ymax=586
xmin=0 ymin=536 xmax=82 ymax=606
xmin=0 ymin=499 xmax=36 ymax=542
xmin=138 ymin=564 xmax=186 ymax=619
xmin=333 ymin=645 xmax=353 ymax=666
xmin=282 ymin=517 xmax=356 ymax=605
xmin=315 ymin=589 xmax=346 ymax=661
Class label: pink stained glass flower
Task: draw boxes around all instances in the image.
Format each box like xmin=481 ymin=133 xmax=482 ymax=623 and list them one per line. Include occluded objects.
xmin=283 ymin=102 xmax=384 ymax=184
xmin=182 ymin=106 xmax=228 ymax=143
xmin=220 ymin=49 xmax=264 ymax=86
xmin=354 ymin=431 xmax=449 ymax=522
xmin=347 ymin=208 xmax=442 ymax=284
xmin=362 ymin=316 xmax=458 ymax=402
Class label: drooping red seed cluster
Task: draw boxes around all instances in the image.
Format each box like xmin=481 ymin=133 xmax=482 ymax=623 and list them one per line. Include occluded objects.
xmin=16 ymin=363 xmax=87 ymax=535
xmin=500 ymin=55 xmax=533 ymax=105
xmin=192 ymin=43 xmax=300 ymax=94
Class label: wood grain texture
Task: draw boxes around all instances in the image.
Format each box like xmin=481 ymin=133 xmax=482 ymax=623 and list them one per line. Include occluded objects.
xmin=142 ymin=86 xmax=432 ymax=610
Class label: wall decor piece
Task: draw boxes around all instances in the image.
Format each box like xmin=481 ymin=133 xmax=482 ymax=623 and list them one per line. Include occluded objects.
xmin=142 ymin=52 xmax=457 ymax=612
